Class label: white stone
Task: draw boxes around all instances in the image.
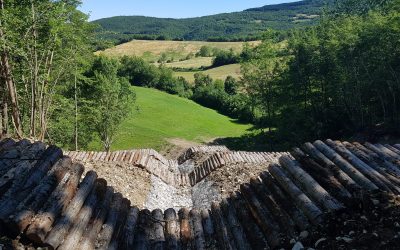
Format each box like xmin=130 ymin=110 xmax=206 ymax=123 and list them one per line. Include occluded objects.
xmin=292 ymin=242 xmax=304 ymax=250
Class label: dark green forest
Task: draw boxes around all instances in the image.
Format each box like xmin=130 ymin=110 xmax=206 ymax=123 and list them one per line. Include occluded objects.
xmin=93 ymin=0 xmax=330 ymax=44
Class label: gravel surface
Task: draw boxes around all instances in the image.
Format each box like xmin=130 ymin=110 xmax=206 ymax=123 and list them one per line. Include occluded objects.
xmin=192 ymin=179 xmax=222 ymax=210
xmin=82 ymin=161 xmax=152 ymax=208
xmin=145 ymin=175 xmax=193 ymax=211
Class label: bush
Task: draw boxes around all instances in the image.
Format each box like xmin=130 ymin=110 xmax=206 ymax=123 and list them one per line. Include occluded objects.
xmin=212 ymin=49 xmax=240 ymax=67
xmin=196 ymin=46 xmax=213 ymax=57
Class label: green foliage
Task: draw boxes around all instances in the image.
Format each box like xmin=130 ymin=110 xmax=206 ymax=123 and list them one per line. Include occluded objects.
xmin=1 ymin=0 xmax=99 ymax=147
xmin=224 ymin=76 xmax=239 ymax=95
xmin=119 ymin=55 xmax=192 ymax=97
xmin=212 ymin=49 xmax=240 ymax=67
xmin=243 ymin=1 xmax=400 ymax=144
xmin=196 ymin=46 xmax=213 ymax=57
xmin=119 ymin=56 xmax=159 ymax=87
xmin=93 ymin=0 xmax=329 ymax=43
xmin=194 ymin=73 xmax=213 ymax=88
xmin=333 ymin=0 xmax=392 ymax=14
xmin=83 ymin=56 xmax=136 ymax=151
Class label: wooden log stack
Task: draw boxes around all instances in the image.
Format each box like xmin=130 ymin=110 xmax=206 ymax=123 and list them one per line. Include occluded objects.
xmin=1 ymin=138 xmax=400 ymax=249
xmin=188 ymin=151 xmax=289 ymax=186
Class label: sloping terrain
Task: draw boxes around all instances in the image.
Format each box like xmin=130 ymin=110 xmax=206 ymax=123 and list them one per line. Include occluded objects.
xmin=94 ymin=0 xmax=330 ymax=42
xmin=88 ymin=86 xmax=252 ymax=151
xmin=1 ymin=138 xmax=400 ymax=249
xmin=173 ymin=63 xmax=242 ymax=82
xmin=98 ymin=40 xmax=259 ymax=60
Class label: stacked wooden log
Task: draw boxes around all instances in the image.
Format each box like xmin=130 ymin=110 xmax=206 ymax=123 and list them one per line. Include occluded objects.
xmin=64 ymin=149 xmax=188 ymax=187
xmin=1 ymin=139 xmax=400 ymax=250
xmin=65 ymin=149 xmax=174 ymax=167
xmin=65 ymin=149 xmax=286 ymax=187
xmin=188 ymin=151 xmax=288 ymax=186
xmin=178 ymin=145 xmax=230 ymax=164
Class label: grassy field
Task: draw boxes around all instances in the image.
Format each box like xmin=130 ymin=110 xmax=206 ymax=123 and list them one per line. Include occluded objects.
xmin=162 ymin=57 xmax=213 ymax=69
xmin=98 ymin=40 xmax=260 ymax=61
xmin=89 ymin=86 xmax=251 ymax=151
xmin=174 ymin=64 xmax=242 ymax=82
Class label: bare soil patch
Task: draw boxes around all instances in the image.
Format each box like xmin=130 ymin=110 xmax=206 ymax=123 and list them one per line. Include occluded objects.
xmin=161 ymin=138 xmax=201 ymax=159
xmin=206 ymin=162 xmax=269 ymax=197
xmin=82 ymin=161 xmax=152 ymax=209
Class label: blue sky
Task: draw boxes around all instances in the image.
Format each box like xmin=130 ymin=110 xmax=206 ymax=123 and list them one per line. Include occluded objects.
xmin=79 ymin=0 xmax=299 ymax=21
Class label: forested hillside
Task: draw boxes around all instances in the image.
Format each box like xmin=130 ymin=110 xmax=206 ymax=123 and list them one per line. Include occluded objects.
xmin=2 ymin=0 xmax=399 ymax=153
xmin=93 ymin=0 xmax=331 ymax=43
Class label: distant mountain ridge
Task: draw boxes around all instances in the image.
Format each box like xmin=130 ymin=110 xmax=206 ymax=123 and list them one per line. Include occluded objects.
xmin=94 ymin=0 xmax=332 ymax=42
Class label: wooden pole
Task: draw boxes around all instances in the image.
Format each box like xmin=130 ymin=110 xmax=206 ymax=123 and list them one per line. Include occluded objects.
xmin=210 ymin=202 xmax=236 ymax=250
xmin=96 ymin=192 xmax=123 ymax=249
xmin=302 ymin=142 xmax=360 ymax=193
xmin=108 ymin=198 xmax=130 ymax=250
xmin=201 ymin=209 xmax=216 ymax=249
xmin=313 ymin=140 xmax=378 ymax=191
xmin=80 ymin=186 xmax=114 ymax=250
xmin=149 ymin=209 xmax=165 ymax=250
xmin=164 ymin=208 xmax=180 ymax=250
xmin=190 ymin=209 xmax=206 ymax=250
xmin=179 ymin=208 xmax=193 ymax=249
xmin=279 ymin=155 xmax=344 ymax=211
xmin=25 ymin=163 xmax=84 ymax=244
xmin=291 ymin=148 xmax=353 ymax=205
xmin=268 ymin=164 xmax=323 ymax=225
xmin=44 ymin=171 xmax=98 ymax=248
xmin=259 ymin=171 xmax=310 ymax=231
xmin=220 ymin=198 xmax=252 ymax=250
xmin=120 ymin=206 xmax=140 ymax=250
xmin=230 ymin=192 xmax=270 ymax=249
xmin=326 ymin=140 xmax=393 ymax=192
xmin=58 ymin=179 xmax=107 ymax=250
xmin=6 ymin=157 xmax=71 ymax=234
xmin=240 ymin=183 xmax=281 ymax=248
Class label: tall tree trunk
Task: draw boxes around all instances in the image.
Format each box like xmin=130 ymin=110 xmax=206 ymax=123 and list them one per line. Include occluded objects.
xmin=0 ymin=65 xmax=8 ymax=137
xmin=0 ymin=0 xmax=23 ymax=138
xmin=74 ymin=67 xmax=78 ymax=151
xmin=39 ymin=50 xmax=54 ymax=141
xmin=30 ymin=0 xmax=38 ymax=138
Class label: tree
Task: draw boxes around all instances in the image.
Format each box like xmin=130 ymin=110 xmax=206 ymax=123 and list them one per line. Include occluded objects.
xmin=242 ymin=35 xmax=287 ymax=134
xmin=224 ymin=76 xmax=239 ymax=95
xmin=84 ymin=56 xmax=135 ymax=151
xmin=0 ymin=0 xmax=94 ymax=141
xmin=196 ymin=46 xmax=213 ymax=57
xmin=212 ymin=49 xmax=240 ymax=67
xmin=0 ymin=0 xmax=22 ymax=137
xmin=119 ymin=56 xmax=159 ymax=87
xmin=194 ymin=73 xmax=213 ymax=89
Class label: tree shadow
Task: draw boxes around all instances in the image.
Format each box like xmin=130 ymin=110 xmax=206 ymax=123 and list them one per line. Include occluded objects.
xmin=209 ymin=130 xmax=295 ymax=152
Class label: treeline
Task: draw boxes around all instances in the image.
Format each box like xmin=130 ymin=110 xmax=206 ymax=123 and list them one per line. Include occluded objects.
xmin=0 ymin=0 xmax=135 ymax=151
xmin=114 ymin=56 xmax=254 ymax=122
xmin=241 ymin=0 xmax=400 ymax=146
xmin=93 ymin=0 xmax=326 ymax=43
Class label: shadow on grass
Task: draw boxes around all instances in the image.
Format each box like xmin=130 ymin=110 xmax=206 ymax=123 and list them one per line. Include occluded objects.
xmin=209 ymin=130 xmax=296 ymax=152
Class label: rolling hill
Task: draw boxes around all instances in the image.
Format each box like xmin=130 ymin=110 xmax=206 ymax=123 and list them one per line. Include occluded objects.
xmin=93 ymin=0 xmax=333 ymax=42
xmin=89 ymin=86 xmax=252 ymax=151
xmin=97 ymin=40 xmax=260 ymax=61
xmin=174 ymin=64 xmax=242 ymax=83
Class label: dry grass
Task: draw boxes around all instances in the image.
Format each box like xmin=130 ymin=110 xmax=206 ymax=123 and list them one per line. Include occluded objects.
xmin=160 ymin=57 xmax=213 ymax=68
xmin=97 ymin=40 xmax=260 ymax=60
xmin=174 ymin=64 xmax=242 ymax=83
